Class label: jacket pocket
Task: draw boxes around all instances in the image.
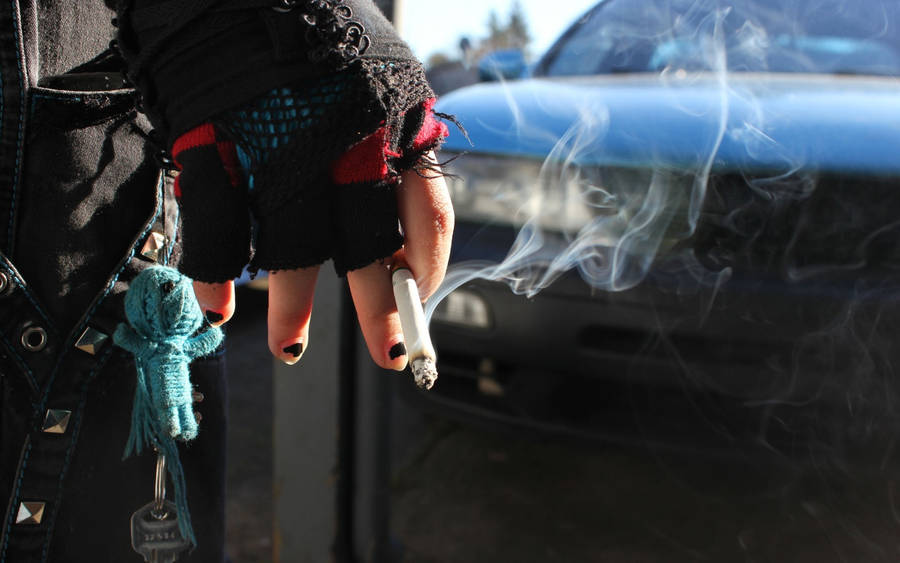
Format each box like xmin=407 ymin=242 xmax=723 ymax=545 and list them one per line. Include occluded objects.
xmin=13 ymin=76 xmax=160 ymax=332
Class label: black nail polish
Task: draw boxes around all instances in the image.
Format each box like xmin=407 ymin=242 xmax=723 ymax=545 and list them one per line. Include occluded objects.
xmin=389 ymin=342 xmax=407 ymax=360
xmin=205 ymin=311 xmax=224 ymax=324
xmin=283 ymin=342 xmax=303 ymax=357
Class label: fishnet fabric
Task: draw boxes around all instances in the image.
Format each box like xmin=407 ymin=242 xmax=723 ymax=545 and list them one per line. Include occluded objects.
xmin=222 ymin=72 xmax=353 ymax=176
xmin=237 ymin=59 xmax=434 ymax=217
xmin=207 ymin=58 xmax=439 ymax=275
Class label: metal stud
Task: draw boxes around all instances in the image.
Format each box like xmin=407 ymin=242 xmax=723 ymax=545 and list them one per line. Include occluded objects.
xmin=272 ymin=0 xmax=297 ymax=12
xmin=20 ymin=326 xmax=47 ymax=352
xmin=42 ymin=409 xmax=72 ymax=434
xmin=15 ymin=502 xmax=45 ymax=525
xmin=74 ymin=326 xmax=108 ymax=356
xmin=140 ymin=232 xmax=167 ymax=262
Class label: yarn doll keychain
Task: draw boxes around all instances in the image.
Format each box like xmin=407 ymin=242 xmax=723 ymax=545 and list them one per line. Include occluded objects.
xmin=113 ymin=265 xmax=223 ymax=556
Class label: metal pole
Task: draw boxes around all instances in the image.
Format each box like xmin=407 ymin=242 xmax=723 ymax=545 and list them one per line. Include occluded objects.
xmin=273 ymin=277 xmax=345 ymax=562
xmin=391 ymin=0 xmax=404 ymax=37
xmin=274 ymin=2 xmax=410 ymax=561
xmin=334 ymin=283 xmax=359 ymax=563
xmin=375 ymin=0 xmax=403 ymax=35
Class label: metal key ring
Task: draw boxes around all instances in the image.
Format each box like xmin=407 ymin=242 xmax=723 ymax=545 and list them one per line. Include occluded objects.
xmin=152 ymin=452 xmax=168 ymax=520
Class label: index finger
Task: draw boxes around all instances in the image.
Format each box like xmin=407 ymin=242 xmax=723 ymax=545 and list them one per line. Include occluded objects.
xmin=395 ymin=152 xmax=454 ymax=300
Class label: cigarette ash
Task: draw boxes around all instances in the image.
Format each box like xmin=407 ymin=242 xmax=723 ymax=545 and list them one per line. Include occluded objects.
xmin=411 ymin=357 xmax=438 ymax=390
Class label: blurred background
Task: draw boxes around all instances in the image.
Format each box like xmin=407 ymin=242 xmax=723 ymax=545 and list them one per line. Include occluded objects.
xmin=226 ymin=2 xmax=900 ymax=562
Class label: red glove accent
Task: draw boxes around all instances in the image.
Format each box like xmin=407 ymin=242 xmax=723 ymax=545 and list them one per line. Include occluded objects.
xmin=331 ymin=98 xmax=449 ymax=186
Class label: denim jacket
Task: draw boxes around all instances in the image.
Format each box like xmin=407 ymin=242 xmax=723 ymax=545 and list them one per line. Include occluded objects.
xmin=0 ymin=2 xmax=226 ymax=561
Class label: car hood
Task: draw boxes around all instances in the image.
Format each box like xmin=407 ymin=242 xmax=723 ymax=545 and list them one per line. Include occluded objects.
xmin=436 ymin=73 xmax=900 ymax=175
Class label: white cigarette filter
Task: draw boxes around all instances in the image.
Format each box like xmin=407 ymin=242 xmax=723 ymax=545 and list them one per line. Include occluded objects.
xmin=391 ymin=267 xmax=438 ymax=389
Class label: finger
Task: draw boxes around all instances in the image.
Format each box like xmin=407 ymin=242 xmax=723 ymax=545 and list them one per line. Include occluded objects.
xmin=267 ymin=266 xmax=320 ymax=365
xmin=396 ymin=151 xmax=454 ymax=300
xmin=347 ymin=261 xmax=408 ymax=371
xmin=192 ymin=281 xmax=236 ymax=326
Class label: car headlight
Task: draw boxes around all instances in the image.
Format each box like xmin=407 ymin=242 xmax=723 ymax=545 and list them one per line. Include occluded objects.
xmin=440 ymin=152 xmax=596 ymax=232
xmin=430 ymin=287 xmax=492 ymax=329
xmin=439 ymin=152 xmax=696 ymax=261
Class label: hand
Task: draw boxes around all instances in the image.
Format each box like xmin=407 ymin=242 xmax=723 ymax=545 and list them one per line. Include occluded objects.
xmin=192 ymin=152 xmax=454 ymax=370
xmin=116 ymin=0 xmax=451 ymax=369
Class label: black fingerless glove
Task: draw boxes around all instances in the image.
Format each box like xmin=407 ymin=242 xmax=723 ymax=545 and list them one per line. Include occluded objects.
xmin=115 ymin=0 xmax=448 ymax=282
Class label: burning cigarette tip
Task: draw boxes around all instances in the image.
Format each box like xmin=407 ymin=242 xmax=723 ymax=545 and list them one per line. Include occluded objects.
xmin=412 ymin=357 xmax=438 ymax=390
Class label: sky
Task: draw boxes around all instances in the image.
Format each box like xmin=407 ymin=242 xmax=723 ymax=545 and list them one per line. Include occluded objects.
xmin=401 ymin=0 xmax=599 ymax=63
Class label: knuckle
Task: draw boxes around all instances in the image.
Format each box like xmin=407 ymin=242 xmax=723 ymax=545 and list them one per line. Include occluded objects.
xmin=428 ymin=199 xmax=455 ymax=238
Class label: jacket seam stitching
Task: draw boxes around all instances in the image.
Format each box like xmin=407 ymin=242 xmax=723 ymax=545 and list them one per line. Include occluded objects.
xmin=6 ymin=0 xmax=26 ymax=254
xmin=0 ymin=439 xmax=32 ymax=563
xmin=40 ymin=345 xmax=115 ymax=563
xmin=28 ymin=94 xmax=84 ymax=120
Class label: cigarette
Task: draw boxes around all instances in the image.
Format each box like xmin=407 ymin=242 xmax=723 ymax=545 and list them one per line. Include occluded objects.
xmin=391 ymin=267 xmax=438 ymax=390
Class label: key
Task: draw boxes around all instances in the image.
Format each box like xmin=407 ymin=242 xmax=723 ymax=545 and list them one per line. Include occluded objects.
xmin=131 ymin=500 xmax=191 ymax=562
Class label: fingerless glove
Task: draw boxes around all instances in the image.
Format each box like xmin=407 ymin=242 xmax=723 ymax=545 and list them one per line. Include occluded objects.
xmin=115 ymin=0 xmax=449 ymax=281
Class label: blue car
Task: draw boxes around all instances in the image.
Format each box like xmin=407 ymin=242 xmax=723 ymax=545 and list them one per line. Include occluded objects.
xmin=416 ymin=0 xmax=900 ymax=449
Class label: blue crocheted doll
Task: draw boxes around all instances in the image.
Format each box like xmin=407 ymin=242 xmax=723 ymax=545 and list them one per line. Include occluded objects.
xmin=113 ymin=265 xmax=223 ymax=545
xmin=115 ymin=265 xmax=222 ymax=440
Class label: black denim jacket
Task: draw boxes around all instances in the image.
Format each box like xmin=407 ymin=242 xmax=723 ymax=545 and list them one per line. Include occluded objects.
xmin=0 ymin=2 xmax=226 ymax=561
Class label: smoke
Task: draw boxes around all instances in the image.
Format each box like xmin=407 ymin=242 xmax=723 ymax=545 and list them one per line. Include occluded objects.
xmin=415 ymin=1 xmax=900 ymax=556
xmin=427 ymin=0 xmax=900 ymax=441
xmin=427 ymin=0 xmax=736 ymax=315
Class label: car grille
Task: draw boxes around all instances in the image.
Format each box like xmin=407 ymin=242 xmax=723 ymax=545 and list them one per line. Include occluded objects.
xmin=691 ymin=172 xmax=900 ymax=282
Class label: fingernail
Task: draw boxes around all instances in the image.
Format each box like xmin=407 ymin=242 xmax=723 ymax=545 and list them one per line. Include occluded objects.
xmin=205 ymin=310 xmax=224 ymax=324
xmin=389 ymin=342 xmax=407 ymax=360
xmin=281 ymin=340 xmax=304 ymax=365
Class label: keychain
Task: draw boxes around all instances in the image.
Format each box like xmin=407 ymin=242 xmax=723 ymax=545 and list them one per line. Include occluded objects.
xmin=114 ymin=265 xmax=224 ymax=553
xmin=131 ymin=451 xmax=191 ymax=562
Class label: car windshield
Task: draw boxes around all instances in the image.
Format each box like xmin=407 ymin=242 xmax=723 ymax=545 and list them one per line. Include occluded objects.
xmin=535 ymin=0 xmax=900 ymax=77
